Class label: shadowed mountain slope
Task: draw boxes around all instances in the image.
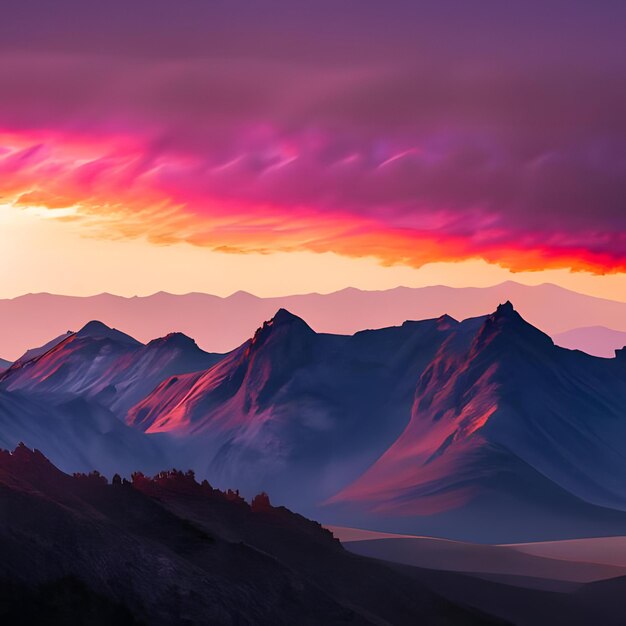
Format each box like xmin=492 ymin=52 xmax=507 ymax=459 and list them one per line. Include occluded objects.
xmin=11 ymin=330 xmax=74 ymax=367
xmin=0 ymin=445 xmax=495 ymax=626
xmin=328 ymin=303 xmax=626 ymax=541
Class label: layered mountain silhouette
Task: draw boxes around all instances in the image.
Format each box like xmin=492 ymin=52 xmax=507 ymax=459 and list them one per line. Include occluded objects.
xmin=554 ymin=326 xmax=626 ymax=358
xmin=2 ymin=304 xmax=626 ymax=541
xmin=3 ymin=282 xmax=626 ymax=361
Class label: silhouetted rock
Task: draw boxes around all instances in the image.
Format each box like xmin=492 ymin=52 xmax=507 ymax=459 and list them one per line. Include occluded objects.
xmin=251 ymin=491 xmax=272 ymax=512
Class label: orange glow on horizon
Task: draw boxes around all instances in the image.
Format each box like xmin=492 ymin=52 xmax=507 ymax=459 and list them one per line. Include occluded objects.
xmin=1 ymin=128 xmax=626 ymax=303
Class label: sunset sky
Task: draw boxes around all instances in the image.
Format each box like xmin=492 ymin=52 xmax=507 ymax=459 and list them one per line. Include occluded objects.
xmin=1 ymin=0 xmax=624 ymax=300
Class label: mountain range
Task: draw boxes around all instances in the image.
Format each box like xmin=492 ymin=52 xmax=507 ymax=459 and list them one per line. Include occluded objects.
xmin=2 ymin=282 xmax=626 ymax=362
xmin=1 ymin=302 xmax=626 ymax=542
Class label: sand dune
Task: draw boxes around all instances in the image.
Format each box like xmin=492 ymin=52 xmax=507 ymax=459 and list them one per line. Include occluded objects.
xmin=506 ymin=536 xmax=626 ymax=568
xmin=329 ymin=526 xmax=626 ymax=583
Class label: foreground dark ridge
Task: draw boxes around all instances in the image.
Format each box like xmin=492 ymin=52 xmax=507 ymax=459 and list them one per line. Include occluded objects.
xmin=4 ymin=445 xmax=626 ymax=625
xmin=0 ymin=444 xmax=495 ymax=626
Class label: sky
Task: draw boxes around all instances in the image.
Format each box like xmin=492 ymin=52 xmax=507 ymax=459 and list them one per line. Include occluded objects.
xmin=0 ymin=0 xmax=625 ymax=300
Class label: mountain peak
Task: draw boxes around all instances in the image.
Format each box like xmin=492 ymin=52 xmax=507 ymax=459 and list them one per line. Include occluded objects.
xmin=260 ymin=308 xmax=312 ymax=335
xmin=436 ymin=313 xmax=458 ymax=330
xmin=496 ymin=300 xmax=515 ymax=315
xmin=489 ymin=300 xmax=525 ymax=326
xmin=147 ymin=332 xmax=198 ymax=350
xmin=247 ymin=309 xmax=315 ymax=355
xmin=272 ymin=308 xmax=307 ymax=326
xmin=8 ymin=442 xmax=48 ymax=463
xmin=0 ymin=443 xmax=63 ymax=482
xmin=78 ymin=320 xmax=110 ymax=333
xmin=75 ymin=320 xmax=141 ymax=346
xmin=475 ymin=300 xmax=553 ymax=352
xmin=259 ymin=308 xmax=315 ymax=335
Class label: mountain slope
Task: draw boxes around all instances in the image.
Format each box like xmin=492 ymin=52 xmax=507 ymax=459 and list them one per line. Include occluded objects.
xmin=0 ymin=322 xmax=223 ymax=477
xmin=1 ymin=321 xmax=223 ymax=417
xmin=328 ymin=303 xmax=626 ymax=541
xmin=126 ymin=309 xmax=478 ymax=509
xmin=12 ymin=330 xmax=73 ymax=367
xmin=0 ymin=389 xmax=169 ymax=477
xmin=0 ymin=445 xmax=494 ymax=626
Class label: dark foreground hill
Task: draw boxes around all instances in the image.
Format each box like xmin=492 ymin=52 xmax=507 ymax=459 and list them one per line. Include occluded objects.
xmin=0 ymin=444 xmax=495 ymax=626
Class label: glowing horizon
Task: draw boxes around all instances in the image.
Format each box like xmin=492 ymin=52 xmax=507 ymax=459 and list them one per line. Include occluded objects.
xmin=3 ymin=199 xmax=626 ymax=303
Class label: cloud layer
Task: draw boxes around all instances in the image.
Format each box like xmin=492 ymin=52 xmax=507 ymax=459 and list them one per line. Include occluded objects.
xmin=1 ymin=1 xmax=624 ymax=273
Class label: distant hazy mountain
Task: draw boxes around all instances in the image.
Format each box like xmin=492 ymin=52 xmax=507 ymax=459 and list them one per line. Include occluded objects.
xmin=0 ymin=358 xmax=11 ymax=371
xmin=2 ymin=282 xmax=626 ymax=361
xmin=554 ymin=326 xmax=626 ymax=358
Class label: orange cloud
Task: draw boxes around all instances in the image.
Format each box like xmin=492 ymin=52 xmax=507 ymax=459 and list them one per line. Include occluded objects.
xmin=1 ymin=129 xmax=624 ymax=276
